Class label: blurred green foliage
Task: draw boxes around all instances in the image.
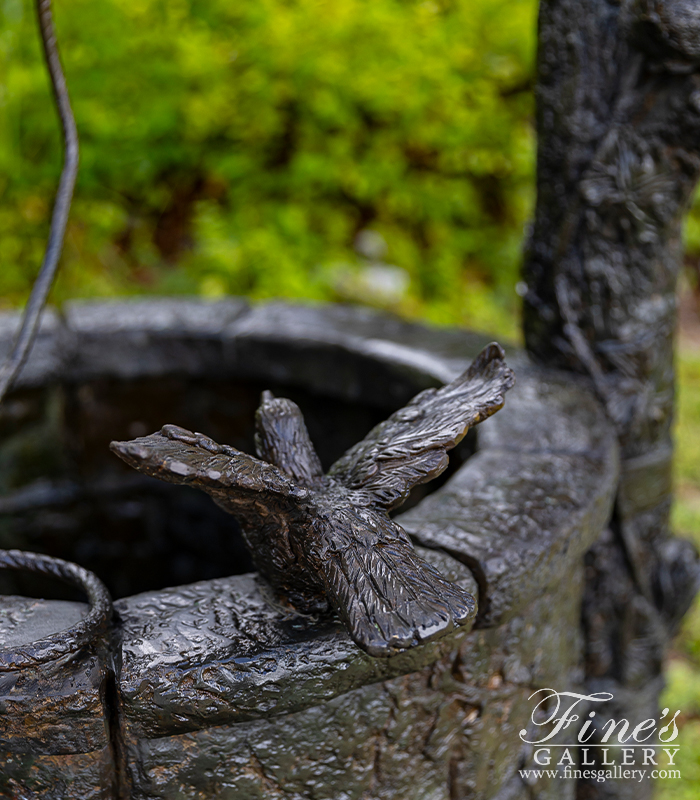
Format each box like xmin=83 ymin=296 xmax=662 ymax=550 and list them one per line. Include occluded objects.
xmin=660 ymin=350 xmax=700 ymax=800
xmin=0 ymin=0 xmax=537 ymax=337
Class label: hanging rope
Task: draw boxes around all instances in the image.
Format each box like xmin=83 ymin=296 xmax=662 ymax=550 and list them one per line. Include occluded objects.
xmin=0 ymin=0 xmax=78 ymax=403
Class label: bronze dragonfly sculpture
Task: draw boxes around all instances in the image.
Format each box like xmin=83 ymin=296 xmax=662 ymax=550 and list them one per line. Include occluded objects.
xmin=111 ymin=343 xmax=514 ymax=657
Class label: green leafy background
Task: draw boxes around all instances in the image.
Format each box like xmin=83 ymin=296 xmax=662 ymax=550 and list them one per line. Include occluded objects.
xmin=0 ymin=0 xmax=536 ymax=336
xmin=1 ymin=0 xmax=700 ymax=794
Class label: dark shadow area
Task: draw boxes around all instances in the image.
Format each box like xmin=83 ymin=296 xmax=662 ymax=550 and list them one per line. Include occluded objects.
xmin=0 ymin=375 xmax=475 ymax=599
xmin=0 ymin=381 xmax=264 ymax=599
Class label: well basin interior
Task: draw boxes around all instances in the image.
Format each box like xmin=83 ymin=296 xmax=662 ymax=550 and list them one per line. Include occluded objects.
xmin=0 ymin=375 xmax=474 ymax=601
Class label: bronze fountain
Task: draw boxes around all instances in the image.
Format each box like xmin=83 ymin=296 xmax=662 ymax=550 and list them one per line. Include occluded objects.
xmin=1 ymin=0 xmax=700 ymax=797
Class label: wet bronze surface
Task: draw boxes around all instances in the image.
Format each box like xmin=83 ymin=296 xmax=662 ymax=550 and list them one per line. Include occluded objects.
xmin=0 ymin=299 xmax=618 ymax=799
xmin=110 ymin=344 xmax=513 ymax=658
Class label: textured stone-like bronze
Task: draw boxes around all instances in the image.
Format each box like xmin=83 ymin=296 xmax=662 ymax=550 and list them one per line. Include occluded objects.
xmin=523 ymin=4 xmax=700 ymax=797
xmin=0 ymin=299 xmax=618 ymax=798
xmin=110 ymin=343 xmax=514 ymax=657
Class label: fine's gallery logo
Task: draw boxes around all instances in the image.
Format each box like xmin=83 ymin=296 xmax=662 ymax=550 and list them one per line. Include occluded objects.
xmin=517 ymin=689 xmax=682 ymax=784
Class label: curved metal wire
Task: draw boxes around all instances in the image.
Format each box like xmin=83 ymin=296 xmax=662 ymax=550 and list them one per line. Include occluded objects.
xmin=0 ymin=0 xmax=78 ymax=404
xmin=0 ymin=549 xmax=112 ymax=671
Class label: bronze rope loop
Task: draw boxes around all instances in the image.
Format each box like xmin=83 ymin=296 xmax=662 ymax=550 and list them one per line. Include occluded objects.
xmin=0 ymin=549 xmax=112 ymax=671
